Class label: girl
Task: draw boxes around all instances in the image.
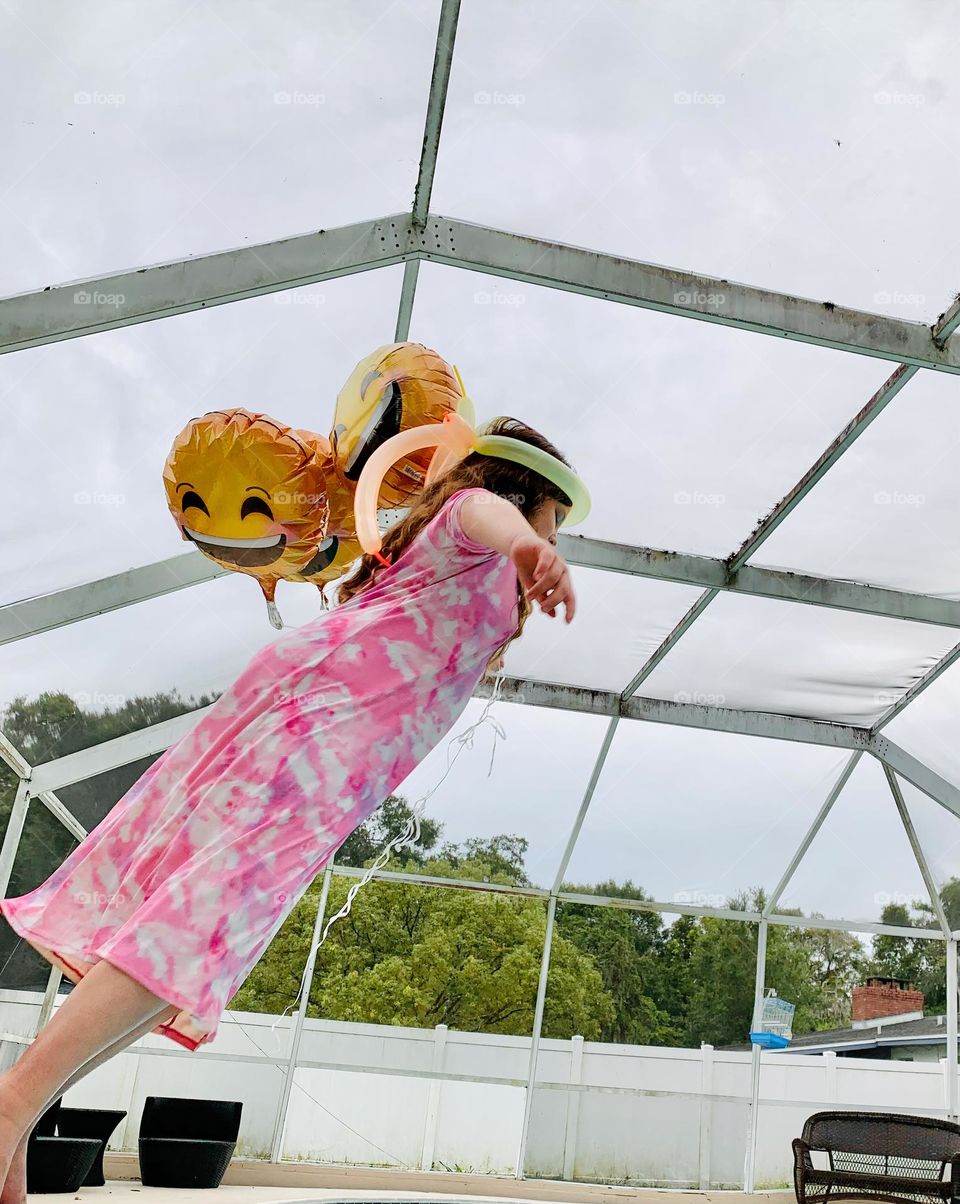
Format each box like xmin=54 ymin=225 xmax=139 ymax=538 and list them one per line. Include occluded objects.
xmin=0 ymin=416 xmax=583 ymax=1201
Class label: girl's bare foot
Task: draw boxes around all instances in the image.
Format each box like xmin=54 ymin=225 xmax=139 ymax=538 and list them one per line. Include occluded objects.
xmin=0 ymin=1135 xmax=26 ymax=1204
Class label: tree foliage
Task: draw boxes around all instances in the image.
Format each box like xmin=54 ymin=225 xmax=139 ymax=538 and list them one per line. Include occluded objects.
xmin=4 ymin=688 xmax=956 ymax=1046
xmin=232 ymin=842 xmax=613 ymax=1038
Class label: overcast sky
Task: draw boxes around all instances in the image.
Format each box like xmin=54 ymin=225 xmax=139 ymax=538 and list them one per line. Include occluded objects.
xmin=2 ymin=0 xmax=960 ymax=927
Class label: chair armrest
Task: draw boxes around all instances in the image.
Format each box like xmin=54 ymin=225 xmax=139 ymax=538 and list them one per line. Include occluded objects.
xmin=793 ymin=1138 xmax=813 ymax=1204
xmin=793 ymin=1138 xmax=813 ymax=1170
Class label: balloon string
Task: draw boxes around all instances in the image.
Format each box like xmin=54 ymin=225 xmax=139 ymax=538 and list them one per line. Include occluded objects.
xmin=270 ymin=665 xmax=507 ymax=1033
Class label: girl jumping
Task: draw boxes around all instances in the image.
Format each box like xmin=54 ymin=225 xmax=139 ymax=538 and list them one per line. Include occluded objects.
xmin=0 ymin=415 xmax=585 ymax=1201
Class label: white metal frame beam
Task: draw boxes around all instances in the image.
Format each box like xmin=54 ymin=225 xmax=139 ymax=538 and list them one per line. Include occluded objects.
xmin=5 ymin=215 xmax=960 ymax=372
xmin=0 ymin=215 xmax=415 ymax=354
xmin=26 ymin=675 xmax=960 ymax=808
xmin=10 ymin=536 xmax=960 ymax=651
xmin=564 ymin=537 xmax=960 ymax=629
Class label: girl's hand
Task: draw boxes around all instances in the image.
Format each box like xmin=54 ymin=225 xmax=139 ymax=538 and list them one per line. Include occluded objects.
xmin=508 ymin=534 xmax=577 ymax=623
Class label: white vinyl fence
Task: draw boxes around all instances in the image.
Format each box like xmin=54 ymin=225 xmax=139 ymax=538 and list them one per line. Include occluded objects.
xmin=1 ymin=988 xmax=953 ymax=1189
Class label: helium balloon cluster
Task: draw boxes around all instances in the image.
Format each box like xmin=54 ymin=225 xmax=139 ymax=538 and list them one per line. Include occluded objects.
xmin=162 ymin=342 xmax=470 ymax=628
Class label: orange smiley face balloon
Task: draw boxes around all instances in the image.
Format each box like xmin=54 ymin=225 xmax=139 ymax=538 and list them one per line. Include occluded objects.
xmin=329 ymin=342 xmax=471 ymax=510
xmin=162 ymin=408 xmax=355 ymax=629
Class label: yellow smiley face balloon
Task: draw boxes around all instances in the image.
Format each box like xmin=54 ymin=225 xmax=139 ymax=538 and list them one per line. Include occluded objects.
xmin=163 ymin=408 xmax=354 ymax=628
xmin=329 ymin=342 xmax=470 ymax=509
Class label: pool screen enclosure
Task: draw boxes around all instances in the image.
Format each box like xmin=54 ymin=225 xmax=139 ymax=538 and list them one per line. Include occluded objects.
xmin=2 ymin=0 xmax=960 ymax=1191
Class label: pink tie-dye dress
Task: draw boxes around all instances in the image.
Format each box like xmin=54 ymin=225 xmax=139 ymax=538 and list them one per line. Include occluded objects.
xmin=0 ymin=487 xmax=519 ymax=1049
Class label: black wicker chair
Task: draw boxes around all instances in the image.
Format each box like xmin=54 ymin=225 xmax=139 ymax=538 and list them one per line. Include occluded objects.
xmin=26 ymin=1096 xmax=104 ymax=1194
xmin=138 ymin=1096 xmax=242 ymax=1189
xmin=56 ymin=1104 xmax=127 ymax=1186
xmin=794 ymin=1111 xmax=960 ymax=1204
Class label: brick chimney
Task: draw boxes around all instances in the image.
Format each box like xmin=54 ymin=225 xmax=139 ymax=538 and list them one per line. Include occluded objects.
xmin=852 ymin=976 xmax=924 ymax=1024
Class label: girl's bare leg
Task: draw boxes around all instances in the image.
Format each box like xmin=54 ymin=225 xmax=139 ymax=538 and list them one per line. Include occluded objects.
xmin=0 ymin=999 xmax=177 ymax=1204
xmin=0 ymin=960 xmax=179 ymax=1194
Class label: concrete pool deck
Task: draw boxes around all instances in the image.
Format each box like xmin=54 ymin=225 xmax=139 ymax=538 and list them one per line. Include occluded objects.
xmin=92 ymin=1155 xmax=795 ymax=1204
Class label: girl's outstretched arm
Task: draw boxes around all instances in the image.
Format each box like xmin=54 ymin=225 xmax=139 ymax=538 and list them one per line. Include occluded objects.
xmin=459 ymin=491 xmax=577 ymax=623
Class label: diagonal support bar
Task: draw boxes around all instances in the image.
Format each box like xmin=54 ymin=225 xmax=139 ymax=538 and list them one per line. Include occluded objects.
xmin=883 ymin=764 xmax=950 ymax=935
xmin=763 ymin=752 xmax=863 ymax=917
xmin=871 ymin=735 xmax=960 ymax=821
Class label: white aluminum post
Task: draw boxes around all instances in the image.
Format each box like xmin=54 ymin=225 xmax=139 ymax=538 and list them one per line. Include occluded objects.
xmin=744 ymin=918 xmax=768 ymax=1193
xmin=419 ymin=1023 xmax=448 ymax=1170
xmin=269 ymin=864 xmax=334 ymax=1162
xmin=0 ymin=780 xmax=30 ymax=898
xmin=562 ymin=1034 xmax=584 ymax=1181
xmin=515 ymin=894 xmax=557 ymax=1179
xmin=698 ymin=1043 xmax=714 ymax=1189
xmin=35 ymin=965 xmax=63 ymax=1035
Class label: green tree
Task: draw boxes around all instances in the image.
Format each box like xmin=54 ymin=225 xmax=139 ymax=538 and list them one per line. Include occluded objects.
xmin=556 ymin=881 xmax=678 ymax=1045
xmin=869 ymin=892 xmax=958 ymax=1014
xmin=337 ymin=794 xmax=442 ymax=868
xmin=438 ymin=834 xmax=531 ymax=885
xmin=232 ymin=849 xmax=614 ymax=1038
xmin=678 ymin=890 xmax=858 ymax=1046
xmin=0 ymin=690 xmax=215 ymax=989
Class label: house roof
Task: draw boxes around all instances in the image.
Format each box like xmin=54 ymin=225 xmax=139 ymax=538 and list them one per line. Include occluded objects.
xmin=725 ymin=1014 xmax=956 ymax=1054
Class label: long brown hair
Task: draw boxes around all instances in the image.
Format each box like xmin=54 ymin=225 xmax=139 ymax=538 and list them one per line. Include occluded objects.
xmin=335 ymin=416 xmax=576 ymax=675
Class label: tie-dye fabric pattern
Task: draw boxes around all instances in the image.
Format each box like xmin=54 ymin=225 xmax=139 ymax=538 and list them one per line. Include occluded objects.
xmin=0 ymin=488 xmax=519 ymax=1049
